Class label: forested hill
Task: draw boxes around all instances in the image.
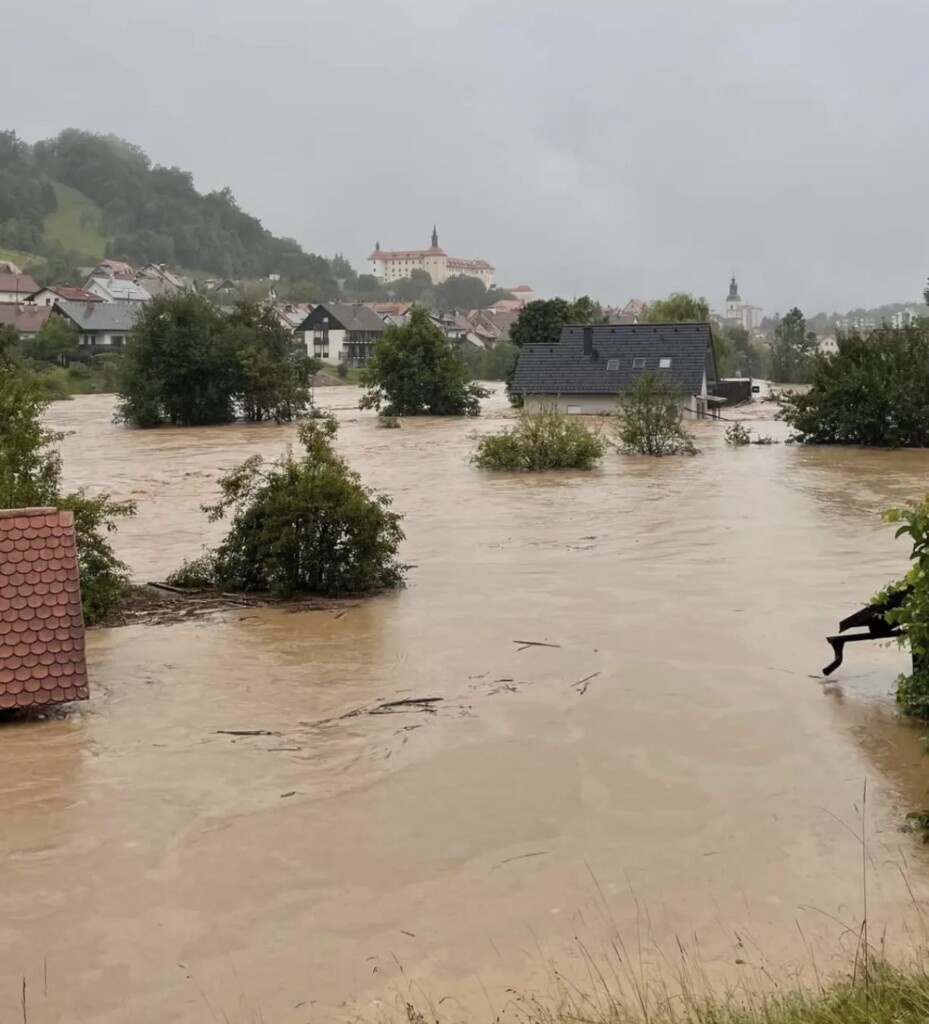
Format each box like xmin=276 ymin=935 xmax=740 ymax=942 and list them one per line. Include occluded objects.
xmin=0 ymin=129 xmax=341 ymax=292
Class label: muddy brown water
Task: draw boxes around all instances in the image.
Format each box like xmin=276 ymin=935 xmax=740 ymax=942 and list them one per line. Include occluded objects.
xmin=3 ymin=388 xmax=929 ymax=1022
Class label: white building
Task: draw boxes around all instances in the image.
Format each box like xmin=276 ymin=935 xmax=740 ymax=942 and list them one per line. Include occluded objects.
xmin=724 ymin=276 xmax=764 ymax=333
xmin=368 ymin=227 xmax=495 ymax=288
xmin=85 ymin=276 xmax=152 ymax=303
xmin=890 ymin=308 xmax=919 ymax=329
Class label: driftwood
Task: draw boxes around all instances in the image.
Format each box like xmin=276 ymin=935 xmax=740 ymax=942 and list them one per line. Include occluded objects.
xmin=573 ymin=672 xmax=600 ymax=696
xmin=513 ymin=640 xmax=561 ymax=652
xmin=216 ymin=729 xmax=281 ymax=737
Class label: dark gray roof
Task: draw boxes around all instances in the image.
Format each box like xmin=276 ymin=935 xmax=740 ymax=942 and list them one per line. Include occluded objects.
xmin=55 ymin=300 xmax=141 ymax=332
xmin=510 ymin=322 xmax=716 ymax=396
xmin=295 ymin=302 xmax=385 ymax=333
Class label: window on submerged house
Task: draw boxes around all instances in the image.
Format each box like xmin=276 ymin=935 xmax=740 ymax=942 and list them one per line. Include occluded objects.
xmin=632 ymin=357 xmax=645 ymax=369
xmin=606 ymin=358 xmax=620 ymax=370
xmin=659 ymin=357 xmax=672 ymax=368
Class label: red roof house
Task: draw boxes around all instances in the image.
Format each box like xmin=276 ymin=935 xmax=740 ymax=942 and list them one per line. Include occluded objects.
xmin=0 ymin=508 xmax=88 ymax=710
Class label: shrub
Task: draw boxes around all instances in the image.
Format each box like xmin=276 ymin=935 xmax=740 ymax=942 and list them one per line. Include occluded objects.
xmin=725 ymin=422 xmax=751 ymax=446
xmin=614 ymin=373 xmax=698 ymax=456
xmin=472 ymin=402 xmax=606 ymax=470
xmin=171 ymin=417 xmax=405 ymax=598
xmin=874 ymin=495 xmax=929 ymax=720
xmin=377 ymin=414 xmax=401 ymax=429
xmin=67 ymin=361 xmax=92 ymax=381
xmin=782 ymin=324 xmax=929 ymax=446
xmin=336 ymin=361 xmax=349 ymax=379
xmin=0 ymin=359 xmax=135 ymax=624
xmin=166 ymin=554 xmax=216 ymax=589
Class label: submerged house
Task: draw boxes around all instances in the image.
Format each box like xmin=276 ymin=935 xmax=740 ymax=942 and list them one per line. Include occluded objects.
xmin=54 ymin=300 xmax=141 ymax=354
xmin=509 ymin=322 xmax=720 ymax=417
xmin=0 ymin=508 xmax=88 ymax=710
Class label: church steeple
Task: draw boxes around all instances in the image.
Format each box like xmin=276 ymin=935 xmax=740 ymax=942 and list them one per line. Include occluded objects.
xmin=728 ymin=275 xmax=741 ymax=302
xmin=431 ymin=225 xmax=439 ymax=249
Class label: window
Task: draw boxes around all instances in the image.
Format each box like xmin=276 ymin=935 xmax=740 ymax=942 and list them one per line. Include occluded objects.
xmin=659 ymin=357 xmax=672 ymax=368
xmin=566 ymin=404 xmax=581 ymax=415
xmin=632 ymin=357 xmax=645 ymax=369
xmin=606 ymin=358 xmax=620 ymax=371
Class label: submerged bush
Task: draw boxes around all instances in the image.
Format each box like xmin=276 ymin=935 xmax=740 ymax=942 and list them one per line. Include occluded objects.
xmin=472 ymin=402 xmax=606 ymax=470
xmin=614 ymin=373 xmax=698 ymax=456
xmin=725 ymin=421 xmax=752 ymax=446
xmin=875 ymin=494 xmax=929 ymax=720
xmin=169 ymin=416 xmax=405 ymax=598
xmin=377 ymin=414 xmax=401 ymax=429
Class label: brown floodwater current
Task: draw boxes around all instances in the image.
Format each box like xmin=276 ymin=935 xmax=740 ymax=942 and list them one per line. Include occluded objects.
xmin=3 ymin=387 xmax=929 ymax=1021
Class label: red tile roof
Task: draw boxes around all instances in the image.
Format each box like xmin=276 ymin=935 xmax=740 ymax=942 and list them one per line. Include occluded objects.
xmin=41 ymin=286 xmax=103 ymax=303
xmin=0 ymin=305 xmax=52 ymax=334
xmin=367 ymin=247 xmax=446 ymax=260
xmin=0 ymin=274 xmax=39 ymax=296
xmin=446 ymin=257 xmax=494 ymax=270
xmin=0 ymin=508 xmax=88 ymax=710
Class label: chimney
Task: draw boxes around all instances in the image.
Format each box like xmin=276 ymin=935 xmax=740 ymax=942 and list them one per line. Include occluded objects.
xmin=583 ymin=325 xmax=593 ymax=356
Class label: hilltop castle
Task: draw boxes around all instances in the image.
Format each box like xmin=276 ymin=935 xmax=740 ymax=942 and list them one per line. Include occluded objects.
xmin=368 ymin=227 xmax=495 ymax=288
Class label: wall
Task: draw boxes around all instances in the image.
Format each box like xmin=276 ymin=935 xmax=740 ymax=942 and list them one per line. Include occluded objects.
xmin=524 ymin=393 xmax=702 ymax=418
xmin=305 ymin=327 xmax=346 ymax=364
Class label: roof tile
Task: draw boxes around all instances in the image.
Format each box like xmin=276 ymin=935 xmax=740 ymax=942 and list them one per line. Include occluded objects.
xmin=0 ymin=509 xmax=88 ymax=710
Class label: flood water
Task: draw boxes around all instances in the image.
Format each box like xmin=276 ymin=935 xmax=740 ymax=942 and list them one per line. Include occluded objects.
xmin=3 ymin=387 xmax=929 ymax=1022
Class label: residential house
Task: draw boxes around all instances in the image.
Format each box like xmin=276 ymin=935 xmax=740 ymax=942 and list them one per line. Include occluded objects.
xmin=54 ymin=300 xmax=141 ymax=354
xmin=818 ymin=335 xmax=839 ymax=357
xmin=509 ymin=322 xmax=719 ymax=416
xmin=90 ymin=258 xmax=135 ymax=279
xmin=27 ymin=285 xmax=103 ymax=307
xmin=293 ymin=303 xmax=386 ymax=366
xmin=0 ymin=273 xmax=39 ymax=304
xmin=0 ymin=304 xmax=52 ymax=339
xmin=203 ymin=278 xmax=239 ymax=294
xmin=272 ymin=302 xmax=313 ymax=331
xmin=85 ymin=276 xmax=152 ymax=303
xmin=364 ymin=302 xmax=415 ymax=317
xmin=468 ymin=308 xmax=519 ymax=344
xmin=134 ymin=263 xmax=189 ymax=297
xmin=430 ymin=310 xmax=487 ymax=351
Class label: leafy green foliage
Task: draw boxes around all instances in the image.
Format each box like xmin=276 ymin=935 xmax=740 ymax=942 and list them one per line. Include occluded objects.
xmin=643 ymin=292 xmax=710 ymax=323
xmin=172 ymin=418 xmax=405 ymax=598
xmin=509 ymin=297 xmax=605 ymax=349
xmin=360 ymin=307 xmax=489 ymax=416
xmin=0 ymin=131 xmax=57 ymax=252
xmin=472 ymin=403 xmax=606 ymax=471
xmin=377 ymin=414 xmax=401 ymax=429
xmin=32 ymin=315 xmax=78 ymax=366
xmin=769 ymin=307 xmax=818 ymax=383
xmin=0 ymin=359 xmax=135 ymax=623
xmin=782 ymin=324 xmax=929 ymax=446
xmin=116 ymin=294 xmax=318 ymax=427
xmin=874 ymin=496 xmax=929 ymax=720
xmin=614 ymin=373 xmax=698 ymax=456
xmin=457 ymin=341 xmax=518 ymax=381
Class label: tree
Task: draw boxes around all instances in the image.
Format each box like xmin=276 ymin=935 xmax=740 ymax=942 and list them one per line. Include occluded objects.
xmin=509 ymin=297 xmax=605 ymax=349
xmin=781 ymin=325 xmax=929 ymax=446
xmin=0 ymin=359 xmax=136 ymax=623
xmin=614 ymin=373 xmax=698 ymax=456
xmin=769 ymin=307 xmax=817 ymax=383
xmin=472 ymin=402 xmax=606 ymax=470
xmin=169 ymin=417 xmax=405 ymax=597
xmin=457 ymin=341 xmax=518 ymax=381
xmin=116 ymin=294 xmax=316 ymax=427
xmin=359 ymin=307 xmax=489 ymax=416
xmin=644 ymin=293 xmax=710 ymax=323
xmin=32 ymin=315 xmax=79 ymax=366
xmin=568 ymin=295 xmax=607 ymax=324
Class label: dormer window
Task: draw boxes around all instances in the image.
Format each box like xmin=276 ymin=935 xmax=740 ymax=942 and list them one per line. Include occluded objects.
xmin=659 ymin=357 xmax=672 ymax=368
xmin=632 ymin=357 xmax=645 ymax=369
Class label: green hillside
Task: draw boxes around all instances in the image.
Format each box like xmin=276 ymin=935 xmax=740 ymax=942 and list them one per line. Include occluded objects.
xmin=43 ymin=182 xmax=107 ymax=259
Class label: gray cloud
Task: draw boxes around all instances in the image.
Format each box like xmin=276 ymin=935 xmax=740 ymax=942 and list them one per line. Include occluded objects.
xmin=3 ymin=0 xmax=927 ymax=314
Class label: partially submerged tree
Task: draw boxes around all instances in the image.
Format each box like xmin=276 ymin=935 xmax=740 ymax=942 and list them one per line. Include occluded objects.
xmin=117 ymin=294 xmax=317 ymax=427
xmin=614 ymin=373 xmax=698 ymax=456
xmin=472 ymin=402 xmax=606 ymax=471
xmin=359 ymin=307 xmax=488 ymax=416
xmin=509 ymin=297 xmax=605 ymax=349
xmin=169 ymin=417 xmax=405 ymax=598
xmin=873 ymin=495 xmax=929 ymax=720
xmin=782 ymin=324 xmax=929 ymax=446
xmin=643 ymin=292 xmax=710 ymax=323
xmin=768 ymin=307 xmax=817 ymax=383
xmin=0 ymin=359 xmax=136 ymax=623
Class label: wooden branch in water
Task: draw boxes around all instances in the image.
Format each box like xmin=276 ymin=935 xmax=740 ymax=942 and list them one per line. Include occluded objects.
xmin=573 ymin=672 xmax=600 ymax=696
xmin=216 ymin=729 xmax=281 ymax=737
xmin=513 ymin=640 xmax=562 ymax=651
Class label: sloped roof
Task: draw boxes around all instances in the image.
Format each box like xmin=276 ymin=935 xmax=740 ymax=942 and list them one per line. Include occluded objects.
xmin=0 ymin=508 xmax=88 ymax=709
xmin=510 ymin=323 xmax=716 ymax=396
xmin=0 ymin=273 xmax=39 ymax=295
xmin=86 ymin=277 xmax=151 ymax=302
xmin=56 ymin=300 xmax=141 ymax=332
xmin=295 ymin=302 xmax=386 ymax=333
xmin=0 ymin=305 xmax=52 ymax=334
xmin=30 ymin=285 xmax=103 ymax=303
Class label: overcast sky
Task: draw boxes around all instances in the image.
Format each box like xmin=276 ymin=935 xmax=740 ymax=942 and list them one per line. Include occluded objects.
xmin=4 ymin=0 xmax=927 ymax=314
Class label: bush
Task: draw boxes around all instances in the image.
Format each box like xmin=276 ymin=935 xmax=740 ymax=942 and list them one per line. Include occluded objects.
xmin=170 ymin=417 xmax=405 ymax=598
xmin=336 ymin=361 xmax=349 ymax=379
xmin=0 ymin=359 xmax=135 ymax=624
xmin=377 ymin=414 xmax=401 ymax=429
xmin=166 ymin=554 xmax=216 ymax=589
xmin=472 ymin=402 xmax=606 ymax=470
xmin=874 ymin=495 xmax=929 ymax=720
xmin=614 ymin=373 xmax=698 ymax=456
xmin=782 ymin=325 xmax=929 ymax=446
xmin=725 ymin=422 xmax=751 ymax=446
xmin=360 ymin=307 xmax=489 ymax=416
xmin=67 ymin=362 xmax=92 ymax=381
